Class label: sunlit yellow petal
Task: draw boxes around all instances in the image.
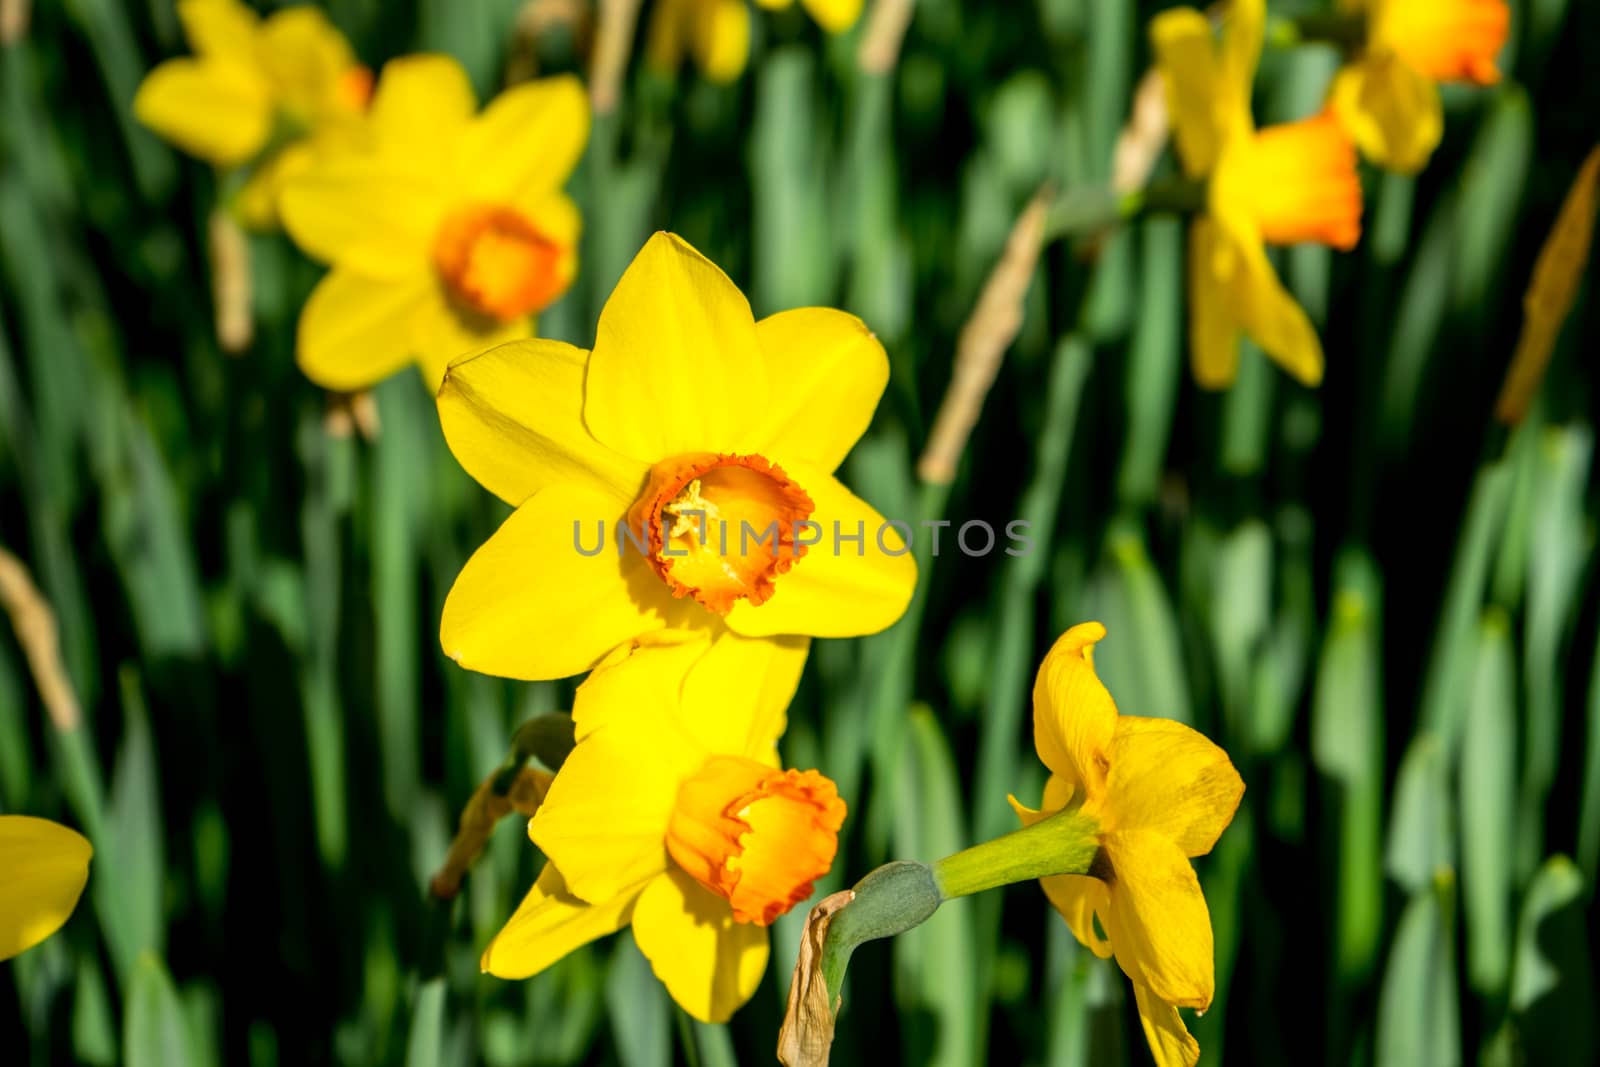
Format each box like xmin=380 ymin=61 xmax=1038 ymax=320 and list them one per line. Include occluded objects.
xmin=134 ymin=58 xmax=273 ymax=167
xmin=1043 ymin=874 xmax=1116 ymax=958
xmin=257 ymin=7 xmax=357 ymax=122
xmin=799 ymin=0 xmax=863 ymax=34
xmin=1149 ymin=7 xmax=1224 ymax=177
xmin=409 ymin=293 xmax=531 ymax=393
xmin=296 ymin=268 xmax=432 ymax=392
xmin=460 ymin=75 xmax=590 ymax=201
xmin=754 ymin=308 xmax=888 ymax=473
xmin=530 ymin=645 xmax=703 ymax=902
xmin=439 ymin=483 xmax=675 ymax=680
xmin=481 ymin=862 xmax=644 ymax=978
xmin=721 ymin=465 xmax=915 ymax=639
xmin=1329 ymin=53 xmax=1443 ymax=175
xmin=279 ymin=158 xmax=445 ymax=275
xmin=679 ymin=628 xmax=810 ymax=756
xmin=437 ymin=339 xmax=647 ymax=507
xmin=178 ymin=0 xmax=260 ymax=60
xmin=1102 ymin=717 xmax=1245 ymax=856
xmin=691 ymin=0 xmax=751 ymax=82
xmin=1220 ymin=0 xmax=1265 ymax=120
xmin=1133 ymin=981 xmax=1202 ymax=1067
xmin=585 ymin=232 xmax=769 ymax=462
xmin=1102 ymin=829 xmax=1214 ymax=1009
xmin=0 ymin=816 xmax=92 ymax=962
xmin=1029 ymin=622 xmax=1117 ymax=798
xmin=1188 ymin=218 xmax=1242 ymax=388
xmin=630 ymin=867 xmax=770 ymax=1023
xmin=368 ymin=55 xmax=477 ymax=160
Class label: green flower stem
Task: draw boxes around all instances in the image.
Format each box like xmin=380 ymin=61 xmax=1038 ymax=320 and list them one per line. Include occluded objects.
xmin=1267 ymin=12 xmax=1366 ymax=51
xmin=932 ymin=806 xmax=1101 ymax=899
xmin=815 ymin=810 xmax=1102 ymax=1004
xmin=1043 ymin=178 xmax=1207 ymax=242
xmin=492 ymin=712 xmax=576 ymax=792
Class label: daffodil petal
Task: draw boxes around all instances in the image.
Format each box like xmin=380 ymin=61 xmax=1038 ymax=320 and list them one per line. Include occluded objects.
xmin=1188 ymin=217 xmax=1242 ymax=389
xmin=679 ymin=628 xmax=810 ymax=756
xmin=1149 ymin=7 xmax=1223 ymax=177
xmin=1220 ymin=0 xmax=1265 ymax=119
xmin=439 ymin=482 xmax=673 ymax=680
xmin=1103 ymin=716 xmax=1245 ymax=857
xmin=279 ymin=158 xmax=445 ymax=275
xmin=409 ymin=293 xmax=531 ymax=393
xmin=631 ymin=868 xmax=770 ymax=1024
xmin=721 ymin=466 xmax=915 ymax=639
xmin=691 ymin=0 xmax=752 ymax=82
xmin=369 ymin=55 xmax=477 ymax=159
xmin=1233 ymin=240 xmax=1324 ymax=386
xmin=1030 ymin=622 xmax=1117 ymax=798
xmin=0 ymin=816 xmax=92 ymax=962
xmin=1103 ymin=829 xmax=1215 ymax=1010
xmin=460 ymin=75 xmax=590 ymax=201
xmin=296 ymin=268 xmax=433 ymax=392
xmin=1042 ymin=873 xmax=1116 ymax=959
xmin=1133 ymin=981 xmax=1202 ymax=1067
xmin=257 ymin=7 xmax=356 ymax=118
xmin=754 ymin=308 xmax=888 ymax=473
xmin=1329 ymin=54 xmax=1442 ymax=176
xmin=531 ymin=640 xmax=709 ymax=903
xmin=438 ymin=339 xmax=647 ymax=507
xmin=585 ymin=233 xmax=769 ymax=461
xmin=134 ymin=58 xmax=272 ymax=167
xmin=481 ymin=862 xmax=643 ymax=978
xmin=799 ymin=0 xmax=863 ymax=34
xmin=178 ymin=0 xmax=259 ymax=61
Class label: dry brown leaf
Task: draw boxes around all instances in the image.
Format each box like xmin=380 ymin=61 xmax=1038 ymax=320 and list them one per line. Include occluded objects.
xmin=777 ymin=890 xmax=856 ymax=1067
xmin=209 ymin=209 xmax=254 ymax=354
xmin=916 ymin=186 xmax=1054 ymax=485
xmin=0 ymin=545 xmax=80 ymax=732
xmin=590 ymin=0 xmax=643 ymax=115
xmin=858 ymin=0 xmax=915 ymax=76
xmin=429 ymin=766 xmax=554 ymax=900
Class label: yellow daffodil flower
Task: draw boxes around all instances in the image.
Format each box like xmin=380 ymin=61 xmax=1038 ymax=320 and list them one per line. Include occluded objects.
xmin=436 ymin=232 xmax=915 ymax=682
xmin=133 ymin=0 xmax=372 ymax=228
xmin=646 ymin=0 xmax=862 ymax=83
xmin=277 ymin=55 xmax=588 ymax=392
xmin=483 ymin=628 xmax=843 ymax=1022
xmin=1152 ymin=0 xmax=1364 ymax=389
xmin=1330 ymin=0 xmax=1510 ymax=174
xmin=1010 ymin=623 xmax=1244 ymax=1067
xmin=1 ymin=815 xmax=92 ymax=961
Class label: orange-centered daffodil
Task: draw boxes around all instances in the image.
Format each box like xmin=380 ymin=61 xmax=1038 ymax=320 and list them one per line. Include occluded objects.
xmin=483 ymin=629 xmax=842 ymax=1022
xmin=1010 ymin=623 xmax=1245 ymax=1067
xmin=133 ymin=0 xmax=371 ymax=228
xmin=1 ymin=815 xmax=93 ymax=961
xmin=647 ymin=0 xmax=863 ymax=83
xmin=1153 ymin=0 xmax=1364 ymax=389
xmin=1330 ymin=0 xmax=1510 ymax=174
xmin=436 ymin=232 xmax=916 ymax=682
xmin=278 ymin=55 xmax=588 ymax=392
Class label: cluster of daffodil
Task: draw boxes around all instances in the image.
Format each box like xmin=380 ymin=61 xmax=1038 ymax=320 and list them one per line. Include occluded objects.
xmin=647 ymin=0 xmax=862 ymax=83
xmin=1153 ymin=0 xmax=1506 ymax=389
xmin=135 ymin=0 xmax=589 ymax=392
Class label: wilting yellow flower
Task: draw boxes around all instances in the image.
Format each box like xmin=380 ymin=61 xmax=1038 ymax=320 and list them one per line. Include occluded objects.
xmin=1010 ymin=623 xmax=1244 ymax=1067
xmin=1330 ymin=0 xmax=1509 ymax=174
xmin=483 ymin=629 xmax=843 ymax=1022
xmin=646 ymin=0 xmax=862 ymax=83
xmin=437 ymin=232 xmax=915 ymax=681
xmin=0 ymin=816 xmax=92 ymax=961
xmin=1153 ymin=0 xmax=1363 ymax=388
xmin=278 ymin=56 xmax=588 ymax=392
xmin=133 ymin=0 xmax=371 ymax=228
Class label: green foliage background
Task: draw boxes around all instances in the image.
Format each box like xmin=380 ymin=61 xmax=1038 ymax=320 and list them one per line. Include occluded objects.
xmin=2 ymin=0 xmax=1599 ymax=1064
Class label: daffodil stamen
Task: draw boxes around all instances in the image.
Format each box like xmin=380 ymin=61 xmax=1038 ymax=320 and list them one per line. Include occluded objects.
xmin=627 ymin=452 xmax=816 ymax=615
xmin=432 ymin=204 xmax=568 ymax=322
xmin=665 ymin=755 xmax=846 ymax=926
xmin=1229 ymin=113 xmax=1363 ymax=250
